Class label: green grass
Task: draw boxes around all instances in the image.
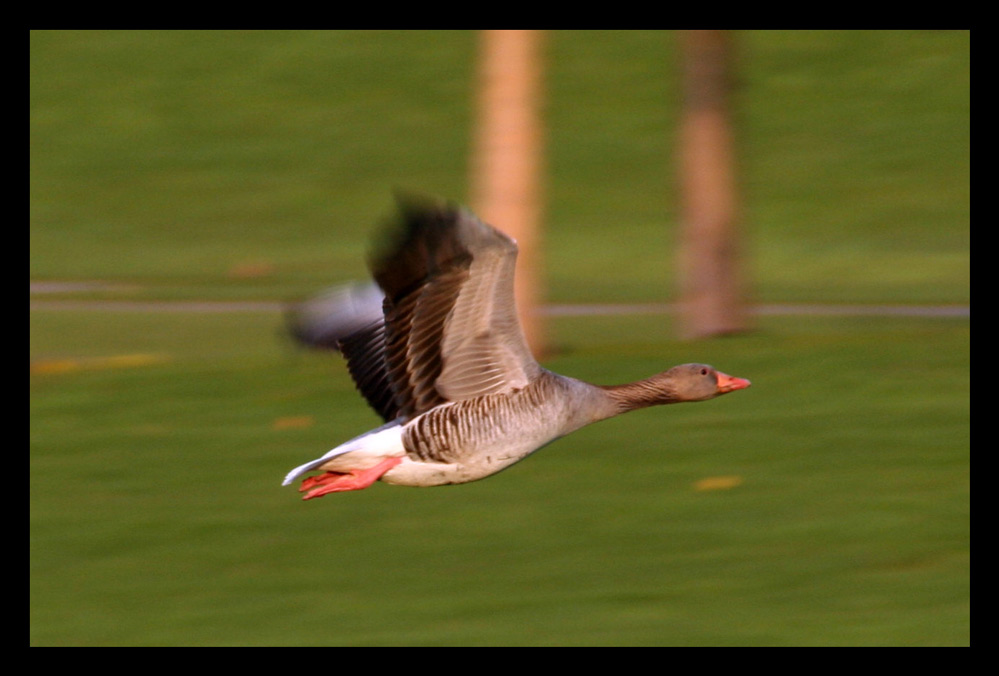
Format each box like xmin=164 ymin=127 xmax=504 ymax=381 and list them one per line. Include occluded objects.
xmin=30 ymin=30 xmax=968 ymax=304
xmin=30 ymin=310 xmax=968 ymax=646
xmin=31 ymin=30 xmax=969 ymax=645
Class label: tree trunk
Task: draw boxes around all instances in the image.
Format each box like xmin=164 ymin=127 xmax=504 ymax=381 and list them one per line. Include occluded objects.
xmin=677 ymin=30 xmax=748 ymax=339
xmin=471 ymin=29 xmax=547 ymax=357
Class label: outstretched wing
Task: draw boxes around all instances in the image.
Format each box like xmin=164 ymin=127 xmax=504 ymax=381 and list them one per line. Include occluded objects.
xmin=370 ymin=196 xmax=540 ymax=421
xmin=286 ymin=197 xmax=541 ymax=425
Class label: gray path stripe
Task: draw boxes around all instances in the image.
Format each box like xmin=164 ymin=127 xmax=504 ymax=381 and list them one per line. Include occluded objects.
xmin=30 ymin=299 xmax=969 ymax=318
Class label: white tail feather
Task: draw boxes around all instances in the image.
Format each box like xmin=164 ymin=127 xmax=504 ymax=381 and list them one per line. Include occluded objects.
xmin=281 ymin=420 xmax=404 ymax=486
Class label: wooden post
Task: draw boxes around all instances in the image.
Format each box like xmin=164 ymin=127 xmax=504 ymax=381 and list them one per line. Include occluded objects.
xmin=471 ymin=29 xmax=547 ymax=357
xmin=677 ymin=30 xmax=747 ymax=339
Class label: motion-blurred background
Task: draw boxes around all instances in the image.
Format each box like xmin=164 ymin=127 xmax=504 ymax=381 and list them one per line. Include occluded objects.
xmin=30 ymin=30 xmax=969 ymax=646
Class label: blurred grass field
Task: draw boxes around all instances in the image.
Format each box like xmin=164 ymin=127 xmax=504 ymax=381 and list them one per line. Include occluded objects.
xmin=30 ymin=30 xmax=969 ymax=645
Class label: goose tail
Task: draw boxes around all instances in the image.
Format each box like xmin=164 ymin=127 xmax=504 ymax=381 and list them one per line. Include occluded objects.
xmin=281 ymin=419 xmax=405 ymax=486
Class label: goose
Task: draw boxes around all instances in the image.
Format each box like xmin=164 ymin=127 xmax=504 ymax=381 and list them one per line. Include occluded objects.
xmin=283 ymin=196 xmax=750 ymax=499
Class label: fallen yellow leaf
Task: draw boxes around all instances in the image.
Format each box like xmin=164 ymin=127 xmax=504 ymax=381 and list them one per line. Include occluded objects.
xmin=96 ymin=354 xmax=168 ymax=369
xmin=30 ymin=353 xmax=168 ymax=375
xmin=693 ymin=475 xmax=743 ymax=492
xmin=272 ymin=415 xmax=315 ymax=430
xmin=30 ymin=359 xmax=81 ymax=375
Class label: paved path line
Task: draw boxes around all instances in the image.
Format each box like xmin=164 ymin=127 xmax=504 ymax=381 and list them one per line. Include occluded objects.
xmin=29 ymin=299 xmax=970 ymax=318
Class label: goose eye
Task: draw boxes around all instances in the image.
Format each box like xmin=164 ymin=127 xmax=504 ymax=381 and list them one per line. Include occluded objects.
xmin=700 ymin=368 xmax=709 ymax=376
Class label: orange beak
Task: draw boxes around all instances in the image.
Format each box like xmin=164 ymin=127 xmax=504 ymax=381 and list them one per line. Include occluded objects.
xmin=716 ymin=371 xmax=751 ymax=394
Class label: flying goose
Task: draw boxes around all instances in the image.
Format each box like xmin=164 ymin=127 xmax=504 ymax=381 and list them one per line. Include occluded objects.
xmin=283 ymin=197 xmax=750 ymax=499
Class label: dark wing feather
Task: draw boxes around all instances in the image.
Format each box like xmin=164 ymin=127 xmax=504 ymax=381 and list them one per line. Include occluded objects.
xmin=370 ymin=196 xmax=540 ymax=422
xmin=285 ymin=283 xmax=384 ymax=350
xmin=336 ymin=319 xmax=398 ymax=422
xmin=284 ymin=282 xmax=401 ymax=421
xmin=292 ymin=196 xmax=541 ymax=425
xmin=371 ymin=198 xmax=474 ymax=420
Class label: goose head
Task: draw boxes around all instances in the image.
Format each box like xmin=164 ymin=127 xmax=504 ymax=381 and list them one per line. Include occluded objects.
xmin=661 ymin=363 xmax=752 ymax=402
xmin=602 ymin=363 xmax=751 ymax=412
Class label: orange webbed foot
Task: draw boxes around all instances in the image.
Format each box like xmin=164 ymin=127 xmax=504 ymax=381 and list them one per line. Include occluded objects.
xmin=300 ymin=457 xmax=404 ymax=500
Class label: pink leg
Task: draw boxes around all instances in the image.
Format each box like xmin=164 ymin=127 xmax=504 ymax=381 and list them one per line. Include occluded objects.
xmin=299 ymin=456 xmax=403 ymax=500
